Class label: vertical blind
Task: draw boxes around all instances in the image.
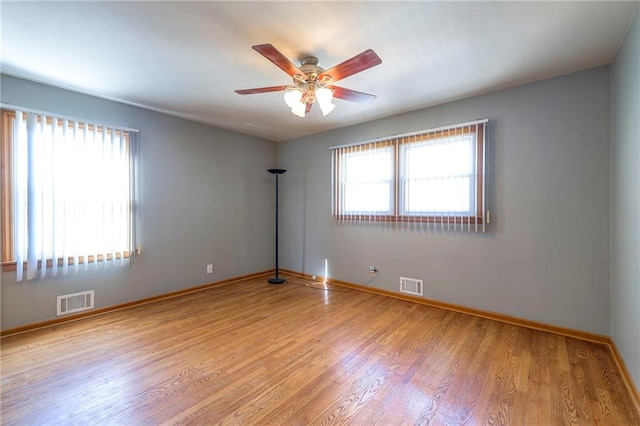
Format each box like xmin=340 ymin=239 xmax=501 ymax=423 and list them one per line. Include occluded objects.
xmin=6 ymin=108 xmax=139 ymax=281
xmin=331 ymin=119 xmax=488 ymax=232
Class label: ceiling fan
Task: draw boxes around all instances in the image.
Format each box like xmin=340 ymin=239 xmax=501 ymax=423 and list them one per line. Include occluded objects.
xmin=235 ymin=44 xmax=382 ymax=118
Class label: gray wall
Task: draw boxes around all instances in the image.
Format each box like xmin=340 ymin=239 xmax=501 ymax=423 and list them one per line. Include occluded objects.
xmin=278 ymin=66 xmax=611 ymax=335
xmin=1 ymin=75 xmax=277 ymax=330
xmin=611 ymin=8 xmax=640 ymax=387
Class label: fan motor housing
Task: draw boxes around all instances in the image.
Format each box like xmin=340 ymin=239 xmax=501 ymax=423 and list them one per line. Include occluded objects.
xmin=299 ymin=56 xmax=324 ymax=80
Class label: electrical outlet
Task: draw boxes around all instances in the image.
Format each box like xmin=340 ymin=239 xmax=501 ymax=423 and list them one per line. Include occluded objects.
xmin=369 ymin=266 xmax=377 ymax=273
xmin=206 ymin=264 xmax=213 ymax=274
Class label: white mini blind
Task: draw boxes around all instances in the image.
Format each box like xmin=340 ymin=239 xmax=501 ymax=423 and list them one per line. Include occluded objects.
xmin=331 ymin=119 xmax=488 ymax=232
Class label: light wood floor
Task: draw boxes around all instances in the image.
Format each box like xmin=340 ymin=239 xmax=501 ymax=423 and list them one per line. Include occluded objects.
xmin=1 ymin=274 xmax=638 ymax=425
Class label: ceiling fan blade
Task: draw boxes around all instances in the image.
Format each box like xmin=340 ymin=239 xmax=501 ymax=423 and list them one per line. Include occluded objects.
xmin=319 ymin=49 xmax=382 ymax=83
xmin=252 ymin=44 xmax=306 ymax=79
xmin=235 ymin=85 xmax=289 ymax=95
xmin=329 ymin=86 xmax=377 ymax=104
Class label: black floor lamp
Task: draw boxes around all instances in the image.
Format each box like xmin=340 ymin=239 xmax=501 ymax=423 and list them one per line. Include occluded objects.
xmin=268 ymin=169 xmax=286 ymax=284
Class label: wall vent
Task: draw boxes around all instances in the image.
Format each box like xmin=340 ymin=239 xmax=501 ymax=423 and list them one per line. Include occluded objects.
xmin=57 ymin=291 xmax=94 ymax=316
xmin=400 ymin=277 xmax=423 ymax=296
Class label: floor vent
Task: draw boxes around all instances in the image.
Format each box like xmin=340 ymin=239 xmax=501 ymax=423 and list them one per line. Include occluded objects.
xmin=400 ymin=277 xmax=423 ymax=296
xmin=57 ymin=291 xmax=94 ymax=316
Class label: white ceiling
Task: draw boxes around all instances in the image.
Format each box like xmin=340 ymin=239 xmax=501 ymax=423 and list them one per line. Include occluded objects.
xmin=1 ymin=1 xmax=638 ymax=142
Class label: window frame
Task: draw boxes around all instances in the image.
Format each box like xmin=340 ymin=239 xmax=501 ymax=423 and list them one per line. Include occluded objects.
xmin=1 ymin=108 xmax=136 ymax=272
xmin=2 ymin=110 xmax=16 ymax=266
xmin=332 ymin=122 xmax=485 ymax=225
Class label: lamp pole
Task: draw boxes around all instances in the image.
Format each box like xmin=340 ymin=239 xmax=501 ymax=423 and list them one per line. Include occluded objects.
xmin=268 ymin=169 xmax=286 ymax=284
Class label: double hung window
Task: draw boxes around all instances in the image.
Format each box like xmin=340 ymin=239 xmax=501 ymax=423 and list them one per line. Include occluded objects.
xmin=332 ymin=120 xmax=487 ymax=231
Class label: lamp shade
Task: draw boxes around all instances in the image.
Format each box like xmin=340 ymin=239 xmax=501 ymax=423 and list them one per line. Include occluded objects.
xmin=291 ymin=103 xmax=306 ymax=117
xmin=284 ymin=90 xmax=303 ymax=108
xmin=284 ymin=90 xmax=306 ymax=117
xmin=316 ymin=87 xmax=335 ymax=116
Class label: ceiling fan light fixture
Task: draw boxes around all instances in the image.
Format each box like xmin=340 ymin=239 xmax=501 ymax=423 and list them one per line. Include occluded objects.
xmin=290 ymin=100 xmax=306 ymax=118
xmin=316 ymin=87 xmax=335 ymax=116
xmin=285 ymin=89 xmax=306 ymax=117
xmin=319 ymin=102 xmax=335 ymax=116
xmin=284 ymin=90 xmax=303 ymax=109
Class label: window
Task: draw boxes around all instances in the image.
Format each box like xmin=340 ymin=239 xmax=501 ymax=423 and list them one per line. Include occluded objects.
xmin=331 ymin=120 xmax=487 ymax=231
xmin=341 ymin=143 xmax=394 ymax=215
xmin=1 ymin=108 xmax=139 ymax=280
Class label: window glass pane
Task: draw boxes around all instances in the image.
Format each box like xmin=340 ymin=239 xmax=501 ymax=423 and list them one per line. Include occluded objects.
xmin=405 ymin=178 xmax=470 ymax=213
xmin=341 ymin=146 xmax=392 ymax=214
xmin=401 ymin=134 xmax=475 ymax=215
xmin=344 ymin=183 xmax=390 ymax=212
xmin=405 ymin=137 xmax=473 ymax=177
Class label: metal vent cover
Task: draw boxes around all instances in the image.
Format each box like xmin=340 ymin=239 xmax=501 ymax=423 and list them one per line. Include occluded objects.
xmin=400 ymin=277 xmax=423 ymax=296
xmin=57 ymin=291 xmax=94 ymax=316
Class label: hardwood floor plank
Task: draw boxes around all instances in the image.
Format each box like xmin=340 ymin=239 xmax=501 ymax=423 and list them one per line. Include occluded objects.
xmin=2 ymin=274 xmax=638 ymax=425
